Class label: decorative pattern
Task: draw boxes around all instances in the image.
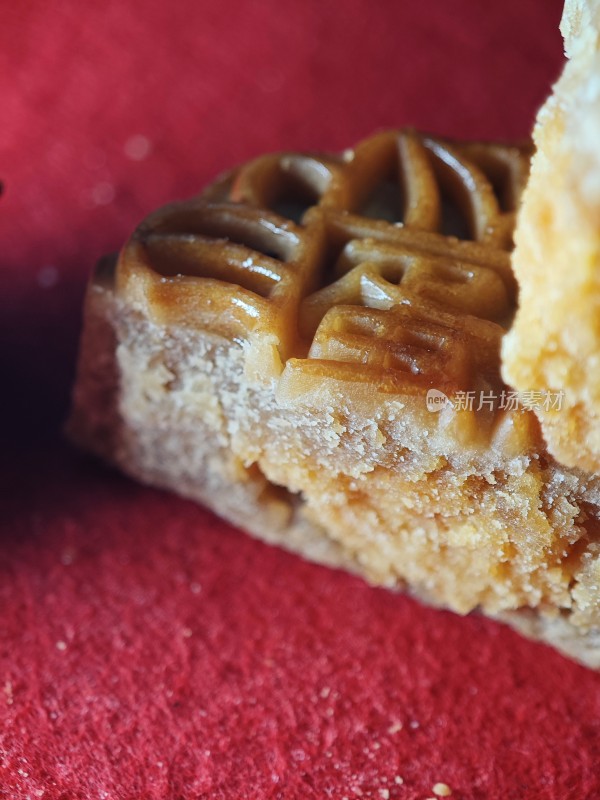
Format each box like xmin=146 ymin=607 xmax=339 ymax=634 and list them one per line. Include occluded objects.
xmin=117 ymin=130 xmax=531 ymax=394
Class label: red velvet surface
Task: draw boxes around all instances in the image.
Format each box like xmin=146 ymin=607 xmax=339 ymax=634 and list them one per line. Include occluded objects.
xmin=2 ymin=1 xmax=600 ymax=798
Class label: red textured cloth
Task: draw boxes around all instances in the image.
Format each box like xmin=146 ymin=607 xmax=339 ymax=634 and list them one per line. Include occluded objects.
xmin=2 ymin=1 xmax=600 ymax=798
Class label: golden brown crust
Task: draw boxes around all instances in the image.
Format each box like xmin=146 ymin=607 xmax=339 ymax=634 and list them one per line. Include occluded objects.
xmin=118 ymin=130 xmax=530 ymax=416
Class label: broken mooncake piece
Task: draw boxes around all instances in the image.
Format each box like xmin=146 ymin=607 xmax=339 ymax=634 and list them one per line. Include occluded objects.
xmin=502 ymin=0 xmax=600 ymax=473
xmin=68 ymin=129 xmax=600 ymax=668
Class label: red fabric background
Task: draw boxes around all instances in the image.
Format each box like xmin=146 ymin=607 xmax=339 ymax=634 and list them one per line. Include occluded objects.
xmin=3 ymin=1 xmax=600 ymax=798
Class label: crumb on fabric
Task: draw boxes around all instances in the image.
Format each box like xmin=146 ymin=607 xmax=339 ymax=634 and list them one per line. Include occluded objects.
xmin=4 ymin=681 xmax=13 ymax=705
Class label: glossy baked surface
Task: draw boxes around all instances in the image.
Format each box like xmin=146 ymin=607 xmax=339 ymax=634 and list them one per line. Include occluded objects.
xmin=119 ymin=131 xmax=530 ymax=398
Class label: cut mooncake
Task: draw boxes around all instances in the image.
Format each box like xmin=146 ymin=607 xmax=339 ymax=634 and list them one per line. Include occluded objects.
xmin=69 ymin=129 xmax=600 ymax=668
